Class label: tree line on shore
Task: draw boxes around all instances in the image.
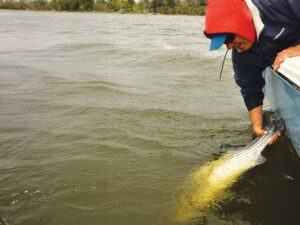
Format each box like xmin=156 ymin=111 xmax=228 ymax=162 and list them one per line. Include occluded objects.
xmin=0 ymin=0 xmax=206 ymax=15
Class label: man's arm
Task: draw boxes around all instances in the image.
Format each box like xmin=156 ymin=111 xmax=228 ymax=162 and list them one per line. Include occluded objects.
xmin=249 ymin=105 xmax=280 ymax=144
xmin=232 ymin=44 xmax=280 ymax=144
xmin=249 ymin=105 xmax=265 ymax=135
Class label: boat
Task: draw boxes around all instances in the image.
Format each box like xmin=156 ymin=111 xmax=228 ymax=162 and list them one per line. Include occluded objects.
xmin=263 ymin=56 xmax=300 ymax=156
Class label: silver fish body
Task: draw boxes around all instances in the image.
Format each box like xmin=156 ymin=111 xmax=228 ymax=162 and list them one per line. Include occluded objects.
xmin=177 ymin=116 xmax=284 ymax=221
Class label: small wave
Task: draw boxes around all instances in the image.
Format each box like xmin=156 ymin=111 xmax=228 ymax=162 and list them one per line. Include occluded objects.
xmin=54 ymin=42 xmax=116 ymax=52
xmin=77 ymin=81 xmax=133 ymax=96
xmin=64 ymin=203 xmax=95 ymax=211
xmin=0 ymin=216 xmax=9 ymax=225
xmin=0 ymin=13 xmax=13 ymax=16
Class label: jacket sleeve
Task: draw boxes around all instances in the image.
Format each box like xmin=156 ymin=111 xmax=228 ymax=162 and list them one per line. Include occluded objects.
xmin=288 ymin=0 xmax=300 ymax=23
xmin=232 ymin=44 xmax=267 ymax=111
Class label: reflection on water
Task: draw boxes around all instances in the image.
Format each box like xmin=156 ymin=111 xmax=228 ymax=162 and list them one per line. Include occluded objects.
xmin=0 ymin=10 xmax=300 ymax=225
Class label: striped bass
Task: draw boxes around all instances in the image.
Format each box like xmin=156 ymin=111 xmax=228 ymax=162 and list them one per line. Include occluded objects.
xmin=176 ymin=119 xmax=283 ymax=221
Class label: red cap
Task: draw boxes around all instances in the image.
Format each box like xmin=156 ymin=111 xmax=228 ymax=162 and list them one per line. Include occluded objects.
xmin=204 ymin=0 xmax=256 ymax=43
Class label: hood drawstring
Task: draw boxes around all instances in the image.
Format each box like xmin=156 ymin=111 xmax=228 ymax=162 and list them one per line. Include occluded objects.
xmin=219 ymin=49 xmax=229 ymax=80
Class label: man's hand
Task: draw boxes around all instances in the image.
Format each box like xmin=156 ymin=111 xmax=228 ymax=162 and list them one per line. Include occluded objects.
xmin=249 ymin=106 xmax=280 ymax=145
xmin=272 ymin=44 xmax=300 ymax=71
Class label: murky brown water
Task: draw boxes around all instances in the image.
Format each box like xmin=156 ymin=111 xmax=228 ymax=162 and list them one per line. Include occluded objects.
xmin=0 ymin=10 xmax=299 ymax=225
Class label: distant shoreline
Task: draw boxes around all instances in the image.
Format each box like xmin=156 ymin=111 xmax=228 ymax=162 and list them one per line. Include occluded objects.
xmin=0 ymin=1 xmax=206 ymax=16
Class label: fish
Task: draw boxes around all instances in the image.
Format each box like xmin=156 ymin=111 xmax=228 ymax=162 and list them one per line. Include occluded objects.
xmin=176 ymin=117 xmax=284 ymax=222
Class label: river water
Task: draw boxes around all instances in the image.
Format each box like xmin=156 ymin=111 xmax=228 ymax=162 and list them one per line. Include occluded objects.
xmin=0 ymin=10 xmax=300 ymax=225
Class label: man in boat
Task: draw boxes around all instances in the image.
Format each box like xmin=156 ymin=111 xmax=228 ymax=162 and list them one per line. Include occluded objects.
xmin=204 ymin=0 xmax=300 ymax=144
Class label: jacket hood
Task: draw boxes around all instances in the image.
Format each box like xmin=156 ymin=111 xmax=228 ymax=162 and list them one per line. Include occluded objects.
xmin=204 ymin=0 xmax=256 ymax=43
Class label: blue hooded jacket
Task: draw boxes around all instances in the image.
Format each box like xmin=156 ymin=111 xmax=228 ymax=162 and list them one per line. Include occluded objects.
xmin=233 ymin=0 xmax=300 ymax=110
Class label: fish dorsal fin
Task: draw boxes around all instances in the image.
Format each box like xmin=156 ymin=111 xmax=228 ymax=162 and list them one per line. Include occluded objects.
xmin=255 ymin=153 xmax=266 ymax=165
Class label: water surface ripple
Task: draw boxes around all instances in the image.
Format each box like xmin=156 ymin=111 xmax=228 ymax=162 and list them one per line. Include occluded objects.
xmin=0 ymin=10 xmax=300 ymax=225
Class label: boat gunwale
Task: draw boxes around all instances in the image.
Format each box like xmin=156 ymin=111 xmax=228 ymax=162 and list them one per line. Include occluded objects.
xmin=271 ymin=67 xmax=300 ymax=93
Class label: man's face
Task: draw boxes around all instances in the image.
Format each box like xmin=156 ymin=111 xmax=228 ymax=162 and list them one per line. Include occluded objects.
xmin=225 ymin=35 xmax=253 ymax=51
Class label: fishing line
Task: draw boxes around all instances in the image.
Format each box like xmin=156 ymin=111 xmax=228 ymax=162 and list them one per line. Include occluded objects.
xmin=219 ymin=48 xmax=230 ymax=80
